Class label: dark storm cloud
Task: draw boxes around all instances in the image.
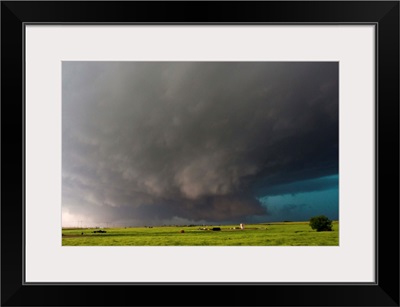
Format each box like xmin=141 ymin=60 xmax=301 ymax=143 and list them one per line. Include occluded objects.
xmin=257 ymin=175 xmax=339 ymax=197
xmin=62 ymin=62 xmax=338 ymax=226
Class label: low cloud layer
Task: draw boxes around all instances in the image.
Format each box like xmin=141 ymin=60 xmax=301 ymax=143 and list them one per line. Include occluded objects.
xmin=62 ymin=62 xmax=338 ymax=226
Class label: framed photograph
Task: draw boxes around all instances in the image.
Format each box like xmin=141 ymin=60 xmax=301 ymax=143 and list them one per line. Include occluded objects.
xmin=2 ymin=1 xmax=399 ymax=306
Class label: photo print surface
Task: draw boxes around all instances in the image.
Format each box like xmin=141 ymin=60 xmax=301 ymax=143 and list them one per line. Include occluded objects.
xmin=62 ymin=61 xmax=339 ymax=246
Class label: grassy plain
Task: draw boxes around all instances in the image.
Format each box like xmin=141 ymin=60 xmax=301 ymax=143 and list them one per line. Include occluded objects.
xmin=62 ymin=221 xmax=339 ymax=246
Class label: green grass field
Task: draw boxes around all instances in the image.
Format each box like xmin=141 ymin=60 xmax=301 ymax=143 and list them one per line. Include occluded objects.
xmin=62 ymin=221 xmax=339 ymax=246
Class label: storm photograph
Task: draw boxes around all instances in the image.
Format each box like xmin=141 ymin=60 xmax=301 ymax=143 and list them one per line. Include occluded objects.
xmin=62 ymin=61 xmax=339 ymax=246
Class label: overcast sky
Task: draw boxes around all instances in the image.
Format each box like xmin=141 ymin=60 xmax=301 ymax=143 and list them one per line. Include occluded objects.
xmin=62 ymin=62 xmax=338 ymax=227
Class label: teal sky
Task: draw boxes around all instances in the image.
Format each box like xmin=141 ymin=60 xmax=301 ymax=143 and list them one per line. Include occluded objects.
xmin=255 ymin=175 xmax=338 ymax=222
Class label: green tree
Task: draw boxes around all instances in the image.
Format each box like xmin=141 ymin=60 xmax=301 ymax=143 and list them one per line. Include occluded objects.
xmin=309 ymin=215 xmax=333 ymax=232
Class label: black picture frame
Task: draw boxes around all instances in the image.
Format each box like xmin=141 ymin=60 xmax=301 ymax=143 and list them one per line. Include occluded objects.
xmin=1 ymin=1 xmax=399 ymax=306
